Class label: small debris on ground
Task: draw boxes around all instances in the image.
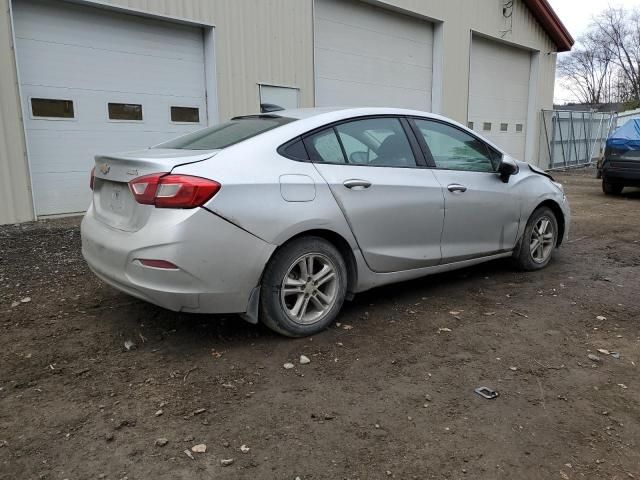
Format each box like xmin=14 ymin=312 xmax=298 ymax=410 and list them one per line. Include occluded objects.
xmin=191 ymin=443 xmax=207 ymax=453
xmin=597 ymin=348 xmax=610 ymax=355
xmin=437 ymin=327 xmax=452 ymax=333
xmin=596 ymin=315 xmax=607 ymax=321
xmin=587 ymin=354 xmax=601 ymax=362
xmin=184 ymin=449 xmax=195 ymax=460
xmin=342 ymin=324 xmax=353 ymax=330
xmin=299 ymin=355 xmax=311 ymax=365
xmin=123 ymin=340 xmax=136 ymax=351
xmin=240 ymin=444 xmax=250 ymax=453
xmin=193 ymin=408 xmax=206 ymax=415
xmin=154 ymin=409 xmax=163 ymax=417
xmin=283 ymin=362 xmax=295 ymax=370
xmin=220 ymin=458 xmax=234 ymax=467
xmin=154 ymin=438 xmax=168 ymax=447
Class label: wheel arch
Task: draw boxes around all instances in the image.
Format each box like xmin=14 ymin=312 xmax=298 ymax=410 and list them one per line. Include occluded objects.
xmin=263 ymin=229 xmax=358 ymax=299
xmin=535 ymin=199 xmax=565 ymax=246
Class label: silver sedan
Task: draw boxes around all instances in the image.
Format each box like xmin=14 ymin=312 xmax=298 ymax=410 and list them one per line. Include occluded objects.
xmin=81 ymin=107 xmax=570 ymax=337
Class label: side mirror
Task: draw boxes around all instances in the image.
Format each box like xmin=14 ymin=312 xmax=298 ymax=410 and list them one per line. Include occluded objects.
xmin=498 ymin=157 xmax=518 ymax=183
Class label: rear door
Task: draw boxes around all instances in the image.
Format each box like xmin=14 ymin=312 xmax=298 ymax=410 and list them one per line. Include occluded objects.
xmin=410 ymin=118 xmax=521 ymax=263
xmin=305 ymin=116 xmax=444 ymax=273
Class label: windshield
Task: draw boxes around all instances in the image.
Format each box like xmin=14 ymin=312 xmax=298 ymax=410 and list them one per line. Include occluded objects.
xmin=156 ymin=115 xmax=295 ymax=150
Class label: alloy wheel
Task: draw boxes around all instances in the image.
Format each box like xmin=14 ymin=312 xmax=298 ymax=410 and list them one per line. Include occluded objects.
xmin=529 ymin=216 xmax=556 ymax=264
xmin=280 ymin=253 xmax=339 ymax=325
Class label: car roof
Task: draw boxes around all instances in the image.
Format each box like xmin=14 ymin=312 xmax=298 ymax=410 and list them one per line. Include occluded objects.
xmin=267 ymin=107 xmax=506 ymax=156
xmin=276 ymin=106 xmax=446 ymax=121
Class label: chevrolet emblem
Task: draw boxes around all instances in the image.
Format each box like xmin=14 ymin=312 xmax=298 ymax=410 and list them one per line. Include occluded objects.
xmin=99 ymin=163 xmax=110 ymax=175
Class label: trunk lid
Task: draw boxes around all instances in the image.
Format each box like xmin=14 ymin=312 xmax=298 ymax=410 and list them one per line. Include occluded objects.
xmin=92 ymin=148 xmax=217 ymax=231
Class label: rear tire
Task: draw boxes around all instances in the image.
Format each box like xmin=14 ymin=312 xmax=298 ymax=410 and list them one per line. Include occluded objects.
xmin=602 ymin=179 xmax=623 ymax=195
xmin=259 ymin=236 xmax=347 ymax=337
xmin=513 ymin=207 xmax=558 ymax=271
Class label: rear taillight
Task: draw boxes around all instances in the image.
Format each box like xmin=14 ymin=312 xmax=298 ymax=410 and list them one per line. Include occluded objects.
xmin=129 ymin=173 xmax=221 ymax=209
xmin=90 ymin=167 xmax=95 ymax=190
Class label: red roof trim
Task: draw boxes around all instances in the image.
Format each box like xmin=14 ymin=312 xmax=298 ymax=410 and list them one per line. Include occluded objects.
xmin=523 ymin=0 xmax=574 ymax=52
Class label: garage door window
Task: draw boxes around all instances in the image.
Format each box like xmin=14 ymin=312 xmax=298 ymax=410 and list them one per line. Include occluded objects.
xmin=31 ymin=98 xmax=74 ymax=119
xmin=413 ymin=119 xmax=496 ymax=172
xmin=108 ymin=103 xmax=143 ymax=121
xmin=171 ymin=106 xmax=199 ymax=123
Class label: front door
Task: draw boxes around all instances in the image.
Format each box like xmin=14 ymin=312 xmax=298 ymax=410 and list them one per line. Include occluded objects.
xmin=411 ymin=118 xmax=521 ymax=263
xmin=304 ymin=117 xmax=444 ymax=273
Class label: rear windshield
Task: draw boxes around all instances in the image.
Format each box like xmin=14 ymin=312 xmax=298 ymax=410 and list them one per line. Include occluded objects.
xmin=156 ymin=115 xmax=295 ymax=150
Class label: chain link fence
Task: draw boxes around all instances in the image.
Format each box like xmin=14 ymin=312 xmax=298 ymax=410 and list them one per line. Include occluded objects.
xmin=539 ymin=110 xmax=618 ymax=169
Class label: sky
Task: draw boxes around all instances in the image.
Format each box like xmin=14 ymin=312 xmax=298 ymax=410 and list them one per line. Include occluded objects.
xmin=548 ymin=0 xmax=640 ymax=103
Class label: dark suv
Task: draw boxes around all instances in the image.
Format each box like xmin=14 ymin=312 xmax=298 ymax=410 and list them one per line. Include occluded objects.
xmin=601 ymin=120 xmax=640 ymax=195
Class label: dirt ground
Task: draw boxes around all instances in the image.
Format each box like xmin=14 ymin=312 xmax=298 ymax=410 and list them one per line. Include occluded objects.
xmin=1 ymin=168 xmax=639 ymax=480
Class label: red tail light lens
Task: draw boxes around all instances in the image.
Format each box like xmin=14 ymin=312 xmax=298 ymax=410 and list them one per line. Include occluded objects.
xmin=129 ymin=173 xmax=220 ymax=208
xmin=90 ymin=167 xmax=95 ymax=190
xmin=137 ymin=259 xmax=179 ymax=269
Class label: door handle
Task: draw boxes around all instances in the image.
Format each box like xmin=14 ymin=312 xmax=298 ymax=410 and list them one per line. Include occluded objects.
xmin=447 ymin=183 xmax=467 ymax=193
xmin=343 ymin=179 xmax=372 ymax=190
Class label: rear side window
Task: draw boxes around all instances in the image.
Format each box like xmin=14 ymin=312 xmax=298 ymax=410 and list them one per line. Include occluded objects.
xmin=304 ymin=117 xmax=417 ymax=167
xmin=306 ymin=129 xmax=345 ymax=164
xmin=157 ymin=116 xmax=295 ymax=150
xmin=278 ymin=137 xmax=309 ymax=161
xmin=335 ymin=118 xmax=416 ymax=167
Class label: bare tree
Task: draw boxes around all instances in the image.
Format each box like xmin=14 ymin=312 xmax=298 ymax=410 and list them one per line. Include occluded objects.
xmin=593 ymin=7 xmax=640 ymax=101
xmin=558 ymin=31 xmax=612 ymax=104
xmin=557 ymin=6 xmax=640 ymax=106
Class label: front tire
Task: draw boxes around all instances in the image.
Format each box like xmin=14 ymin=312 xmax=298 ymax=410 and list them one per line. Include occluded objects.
xmin=602 ymin=179 xmax=623 ymax=195
xmin=514 ymin=207 xmax=558 ymax=271
xmin=259 ymin=236 xmax=347 ymax=337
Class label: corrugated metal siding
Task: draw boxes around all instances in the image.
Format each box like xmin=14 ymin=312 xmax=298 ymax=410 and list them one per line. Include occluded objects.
xmin=0 ymin=0 xmax=561 ymax=224
xmin=0 ymin=0 xmax=34 ymax=224
xmin=93 ymin=0 xmax=315 ymax=119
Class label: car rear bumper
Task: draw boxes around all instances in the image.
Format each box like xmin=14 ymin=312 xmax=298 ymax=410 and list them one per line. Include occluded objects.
xmin=81 ymin=205 xmax=276 ymax=314
xmin=602 ymin=160 xmax=640 ymax=185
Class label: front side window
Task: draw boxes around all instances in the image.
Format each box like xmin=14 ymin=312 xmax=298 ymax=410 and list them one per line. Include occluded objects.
xmin=157 ymin=116 xmax=295 ymax=150
xmin=413 ymin=119 xmax=496 ymax=172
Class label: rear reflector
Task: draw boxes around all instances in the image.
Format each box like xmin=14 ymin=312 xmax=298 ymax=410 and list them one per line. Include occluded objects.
xmin=137 ymin=259 xmax=179 ymax=269
xmin=129 ymin=173 xmax=221 ymax=208
xmin=90 ymin=166 xmax=96 ymax=190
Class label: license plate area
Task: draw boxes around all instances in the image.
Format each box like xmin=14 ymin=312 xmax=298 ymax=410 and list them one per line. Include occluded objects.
xmin=94 ymin=179 xmax=149 ymax=231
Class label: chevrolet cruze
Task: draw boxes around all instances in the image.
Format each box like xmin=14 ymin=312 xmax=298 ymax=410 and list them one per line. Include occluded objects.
xmin=81 ymin=107 xmax=570 ymax=337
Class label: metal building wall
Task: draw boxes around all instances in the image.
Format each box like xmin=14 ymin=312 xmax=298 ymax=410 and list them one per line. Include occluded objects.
xmin=377 ymin=0 xmax=557 ymax=164
xmin=0 ymin=0 xmax=33 ymax=224
xmin=0 ymin=0 xmax=559 ymax=224
xmin=0 ymin=0 xmax=315 ymax=224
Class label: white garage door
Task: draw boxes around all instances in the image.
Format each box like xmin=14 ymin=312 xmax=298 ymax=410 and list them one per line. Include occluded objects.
xmin=468 ymin=36 xmax=531 ymax=160
xmin=314 ymin=0 xmax=433 ymax=110
xmin=13 ymin=0 xmax=208 ymax=216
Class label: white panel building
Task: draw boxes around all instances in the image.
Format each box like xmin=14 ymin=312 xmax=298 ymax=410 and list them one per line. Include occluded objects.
xmin=0 ymin=0 xmax=573 ymax=224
